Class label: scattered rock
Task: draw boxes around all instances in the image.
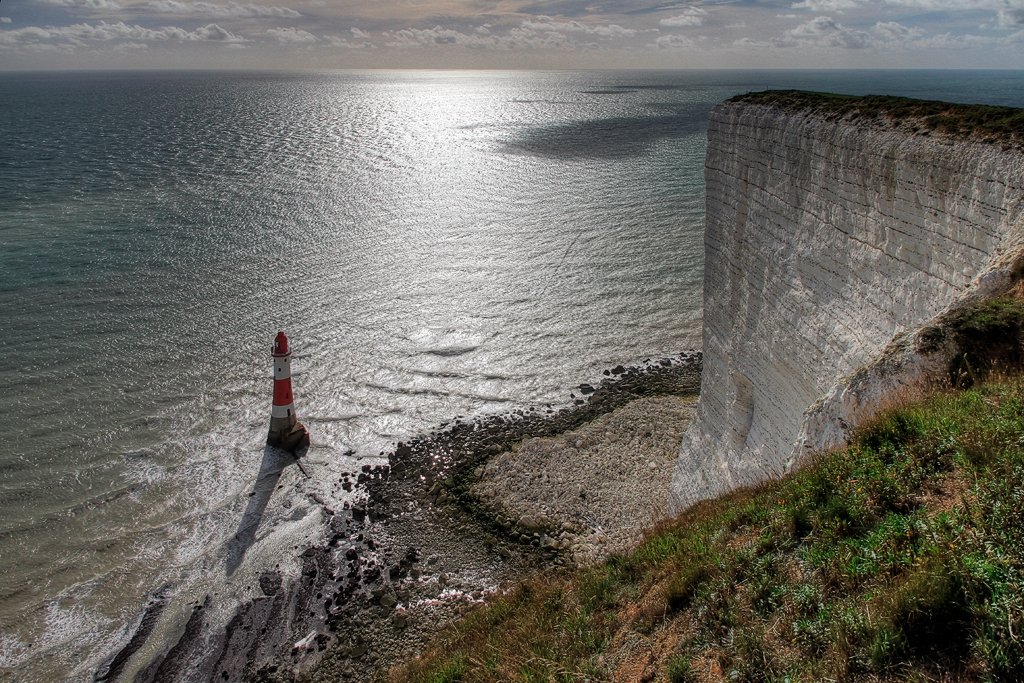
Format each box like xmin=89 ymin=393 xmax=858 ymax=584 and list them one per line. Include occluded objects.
xmin=259 ymin=571 xmax=282 ymax=596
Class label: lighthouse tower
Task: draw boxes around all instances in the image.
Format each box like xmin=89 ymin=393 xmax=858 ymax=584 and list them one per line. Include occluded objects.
xmin=267 ymin=331 xmax=310 ymax=452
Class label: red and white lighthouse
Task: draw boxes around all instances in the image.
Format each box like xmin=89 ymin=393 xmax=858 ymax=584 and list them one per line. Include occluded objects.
xmin=267 ymin=331 xmax=310 ymax=452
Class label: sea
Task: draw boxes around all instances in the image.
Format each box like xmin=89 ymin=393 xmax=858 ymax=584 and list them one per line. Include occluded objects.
xmin=3 ymin=69 xmax=1024 ymax=682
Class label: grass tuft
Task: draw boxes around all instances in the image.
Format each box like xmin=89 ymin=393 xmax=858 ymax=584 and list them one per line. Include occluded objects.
xmin=730 ymin=90 xmax=1024 ymax=144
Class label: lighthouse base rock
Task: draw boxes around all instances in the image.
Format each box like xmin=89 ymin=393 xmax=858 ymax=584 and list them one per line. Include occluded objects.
xmin=267 ymin=414 xmax=310 ymax=452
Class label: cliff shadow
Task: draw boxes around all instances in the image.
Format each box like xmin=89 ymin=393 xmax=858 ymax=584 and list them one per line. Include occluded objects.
xmin=502 ymin=105 xmax=710 ymax=160
xmin=226 ymin=444 xmax=306 ymax=576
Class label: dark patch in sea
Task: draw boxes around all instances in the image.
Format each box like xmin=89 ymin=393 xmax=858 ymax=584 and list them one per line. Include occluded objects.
xmin=612 ymin=84 xmax=692 ymax=90
xmin=503 ymin=106 xmax=709 ymax=159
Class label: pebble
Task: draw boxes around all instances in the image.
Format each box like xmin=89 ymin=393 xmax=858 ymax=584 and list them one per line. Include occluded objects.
xmin=261 ymin=354 xmax=703 ymax=683
xmin=468 ymin=395 xmax=697 ymax=564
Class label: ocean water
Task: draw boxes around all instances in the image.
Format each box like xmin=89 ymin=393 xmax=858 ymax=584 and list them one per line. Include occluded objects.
xmin=2 ymin=69 xmax=1023 ymax=682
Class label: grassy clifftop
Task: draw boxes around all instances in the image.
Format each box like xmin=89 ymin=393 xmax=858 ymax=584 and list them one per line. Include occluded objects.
xmin=730 ymin=90 xmax=1024 ymax=144
xmin=390 ymin=376 xmax=1024 ymax=682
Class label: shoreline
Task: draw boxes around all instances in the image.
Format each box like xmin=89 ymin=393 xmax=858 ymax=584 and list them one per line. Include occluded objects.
xmin=122 ymin=352 xmax=701 ymax=682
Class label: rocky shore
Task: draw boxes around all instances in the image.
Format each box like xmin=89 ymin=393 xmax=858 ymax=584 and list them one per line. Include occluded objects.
xmin=469 ymin=395 xmax=697 ymax=565
xmin=126 ymin=352 xmax=700 ymax=683
xmin=303 ymin=351 xmax=701 ymax=683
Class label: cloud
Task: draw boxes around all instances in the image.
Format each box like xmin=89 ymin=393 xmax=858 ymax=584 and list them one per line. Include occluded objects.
xmin=520 ymin=16 xmax=636 ymax=38
xmin=379 ymin=23 xmax=608 ymax=51
xmin=31 ymin=0 xmax=122 ymax=6
xmin=882 ymin=0 xmax=1024 ymax=9
xmin=650 ymin=33 xmax=697 ymax=49
xmin=378 ymin=17 xmax=639 ymax=51
xmin=323 ymin=30 xmax=372 ymax=48
xmin=871 ymin=20 xmax=923 ymax=42
xmin=776 ymin=15 xmax=870 ymax=48
xmin=266 ymin=26 xmax=316 ymax=42
xmin=147 ymin=1 xmax=301 ymax=18
xmin=999 ymin=9 xmax=1024 ymax=27
xmin=386 ymin=26 xmax=484 ymax=47
xmin=1 ymin=18 xmax=11 ymax=23
xmin=659 ymin=7 xmax=706 ymax=27
xmin=0 ymin=21 xmax=245 ymax=50
xmin=192 ymin=23 xmax=243 ymax=40
xmin=913 ymin=31 xmax=990 ymax=48
xmin=792 ymin=0 xmax=861 ymax=11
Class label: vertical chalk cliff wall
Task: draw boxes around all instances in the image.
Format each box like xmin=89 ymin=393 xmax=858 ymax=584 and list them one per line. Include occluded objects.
xmin=669 ymin=98 xmax=1024 ymax=512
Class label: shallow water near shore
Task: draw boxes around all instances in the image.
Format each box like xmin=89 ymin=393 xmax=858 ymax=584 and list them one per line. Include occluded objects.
xmin=3 ymin=69 xmax=1024 ymax=682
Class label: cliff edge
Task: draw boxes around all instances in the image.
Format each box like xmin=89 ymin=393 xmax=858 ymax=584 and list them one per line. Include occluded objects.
xmin=670 ymin=92 xmax=1024 ymax=512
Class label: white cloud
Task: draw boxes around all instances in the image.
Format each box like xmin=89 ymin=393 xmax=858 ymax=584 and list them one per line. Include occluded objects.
xmin=520 ymin=16 xmax=636 ymax=38
xmin=883 ymin=0 xmax=1023 ymax=9
xmin=387 ymin=26 xmax=452 ymax=46
xmin=0 ymin=21 xmax=245 ymax=51
xmin=323 ymin=31 xmax=371 ymax=48
xmin=147 ymin=1 xmax=301 ymax=19
xmin=999 ymin=9 xmax=1024 ymax=27
xmin=777 ymin=15 xmax=870 ymax=48
xmin=84 ymin=0 xmax=122 ymax=8
xmin=1 ymin=17 xmax=11 ymax=23
xmin=34 ymin=0 xmax=77 ymax=5
xmin=266 ymin=26 xmax=316 ymax=42
xmin=872 ymin=20 xmax=923 ymax=42
xmin=792 ymin=0 xmax=861 ymax=10
xmin=650 ymin=33 xmax=697 ymax=49
xmin=792 ymin=0 xmax=865 ymax=12
xmin=0 ymin=26 xmax=52 ymax=48
xmin=913 ymin=31 xmax=990 ymax=48
xmin=659 ymin=7 xmax=706 ymax=27
xmin=379 ymin=23 xmax=608 ymax=51
xmin=193 ymin=23 xmax=243 ymax=40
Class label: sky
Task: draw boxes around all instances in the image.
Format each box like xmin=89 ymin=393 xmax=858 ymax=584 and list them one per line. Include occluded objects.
xmin=1 ymin=0 xmax=1023 ymax=70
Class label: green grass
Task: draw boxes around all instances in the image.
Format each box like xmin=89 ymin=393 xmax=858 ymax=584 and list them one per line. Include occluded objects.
xmin=940 ymin=297 xmax=1024 ymax=385
xmin=392 ymin=378 xmax=1024 ymax=682
xmin=731 ymin=90 xmax=1024 ymax=144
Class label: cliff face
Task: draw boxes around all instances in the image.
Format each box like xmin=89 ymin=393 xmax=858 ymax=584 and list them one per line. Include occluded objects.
xmin=669 ymin=99 xmax=1024 ymax=511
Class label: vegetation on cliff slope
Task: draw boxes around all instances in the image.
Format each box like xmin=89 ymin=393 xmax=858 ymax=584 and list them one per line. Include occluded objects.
xmin=390 ymin=377 xmax=1024 ymax=682
xmin=731 ymin=90 xmax=1024 ymax=144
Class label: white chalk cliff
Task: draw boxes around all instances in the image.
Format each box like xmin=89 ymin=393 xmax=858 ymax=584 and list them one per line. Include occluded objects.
xmin=669 ymin=98 xmax=1024 ymax=512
